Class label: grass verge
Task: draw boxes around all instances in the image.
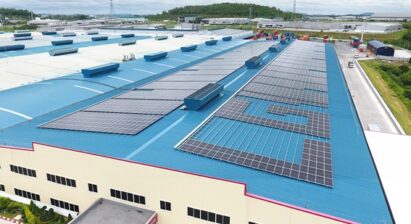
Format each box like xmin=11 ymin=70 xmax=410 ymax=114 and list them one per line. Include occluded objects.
xmin=359 ymin=60 xmax=411 ymax=134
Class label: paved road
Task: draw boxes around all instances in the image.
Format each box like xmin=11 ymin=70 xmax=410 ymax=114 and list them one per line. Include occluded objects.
xmin=335 ymin=42 xmax=401 ymax=134
xmin=0 ymin=219 xmax=16 ymax=224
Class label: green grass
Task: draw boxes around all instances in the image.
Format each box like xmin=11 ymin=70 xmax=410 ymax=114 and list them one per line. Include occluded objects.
xmin=359 ymin=60 xmax=411 ymax=134
xmin=0 ymin=24 xmax=37 ymax=32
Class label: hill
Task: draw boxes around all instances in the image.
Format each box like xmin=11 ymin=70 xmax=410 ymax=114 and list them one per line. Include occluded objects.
xmin=148 ymin=3 xmax=300 ymax=21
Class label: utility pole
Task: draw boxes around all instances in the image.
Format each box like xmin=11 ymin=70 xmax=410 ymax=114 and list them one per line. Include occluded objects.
xmin=110 ymin=0 xmax=114 ymax=19
xmin=361 ymin=17 xmax=366 ymax=42
xmin=249 ymin=6 xmax=252 ymax=30
xmin=293 ymin=0 xmax=297 ymax=21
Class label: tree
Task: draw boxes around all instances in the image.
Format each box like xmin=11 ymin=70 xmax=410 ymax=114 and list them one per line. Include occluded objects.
xmin=403 ymin=89 xmax=411 ymax=99
xmin=403 ymin=30 xmax=411 ymax=42
xmin=147 ymin=3 xmax=301 ymax=21
xmin=399 ymin=64 xmax=410 ymax=73
xmin=400 ymin=72 xmax=411 ymax=85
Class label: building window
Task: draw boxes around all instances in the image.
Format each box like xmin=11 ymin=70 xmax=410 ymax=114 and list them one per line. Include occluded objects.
xmin=0 ymin=184 xmax=5 ymax=191
xmin=160 ymin=200 xmax=171 ymax=211
xmin=110 ymin=188 xmax=145 ymax=205
xmin=249 ymin=222 xmax=258 ymax=224
xmin=88 ymin=183 xmax=98 ymax=193
xmin=10 ymin=165 xmax=36 ymax=177
xmin=14 ymin=188 xmax=40 ymax=201
xmin=50 ymin=198 xmax=79 ymax=213
xmin=47 ymin=173 xmax=76 ymax=188
xmin=187 ymin=207 xmax=230 ymax=224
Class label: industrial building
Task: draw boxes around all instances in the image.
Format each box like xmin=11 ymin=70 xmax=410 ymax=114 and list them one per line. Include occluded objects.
xmin=367 ymin=40 xmax=395 ymax=57
xmin=203 ymin=18 xmax=251 ymax=25
xmin=257 ymin=21 xmax=402 ymax=33
xmin=0 ymin=28 xmax=399 ymax=224
xmin=370 ymin=13 xmax=411 ymax=21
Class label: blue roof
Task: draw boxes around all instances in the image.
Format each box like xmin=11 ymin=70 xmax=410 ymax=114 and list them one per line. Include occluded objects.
xmin=0 ymin=35 xmax=149 ymax=59
xmin=368 ymin=40 xmax=387 ymax=49
xmin=0 ymin=39 xmax=392 ymax=223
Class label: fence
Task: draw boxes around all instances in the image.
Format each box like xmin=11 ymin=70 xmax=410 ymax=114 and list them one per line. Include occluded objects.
xmin=376 ymin=55 xmax=409 ymax=62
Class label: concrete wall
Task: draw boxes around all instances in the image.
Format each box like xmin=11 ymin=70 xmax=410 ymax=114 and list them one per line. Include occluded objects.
xmin=0 ymin=143 xmax=351 ymax=224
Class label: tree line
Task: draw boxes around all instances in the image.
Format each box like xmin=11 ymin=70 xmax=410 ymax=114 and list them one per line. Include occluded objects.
xmin=148 ymin=3 xmax=301 ymax=21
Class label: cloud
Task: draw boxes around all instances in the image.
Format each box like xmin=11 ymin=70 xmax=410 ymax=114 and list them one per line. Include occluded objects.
xmin=0 ymin=0 xmax=410 ymax=15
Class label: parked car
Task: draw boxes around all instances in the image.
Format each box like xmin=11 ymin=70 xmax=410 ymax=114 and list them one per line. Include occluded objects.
xmin=348 ymin=61 xmax=354 ymax=68
xmin=354 ymin=54 xmax=359 ymax=59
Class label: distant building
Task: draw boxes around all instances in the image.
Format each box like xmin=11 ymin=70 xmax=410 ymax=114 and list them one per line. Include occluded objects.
xmin=367 ymin=40 xmax=395 ymax=56
xmin=178 ymin=16 xmax=197 ymax=23
xmin=27 ymin=18 xmax=61 ymax=26
xmin=256 ymin=20 xmax=401 ymax=33
xmin=356 ymin=22 xmax=402 ymax=33
xmin=179 ymin=23 xmax=200 ymax=30
xmin=203 ymin=18 xmax=250 ymax=25
xmin=257 ymin=19 xmax=284 ymax=28
xmin=370 ymin=13 xmax=411 ymax=21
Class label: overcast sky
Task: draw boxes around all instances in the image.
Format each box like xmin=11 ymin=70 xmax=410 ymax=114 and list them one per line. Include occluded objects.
xmin=0 ymin=0 xmax=410 ymax=15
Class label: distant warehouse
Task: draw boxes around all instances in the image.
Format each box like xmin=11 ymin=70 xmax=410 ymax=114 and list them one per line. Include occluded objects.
xmin=367 ymin=40 xmax=395 ymax=57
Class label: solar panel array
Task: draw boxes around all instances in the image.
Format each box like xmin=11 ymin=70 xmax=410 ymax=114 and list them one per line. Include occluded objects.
xmin=179 ymin=138 xmax=332 ymax=187
xmin=215 ymin=99 xmax=330 ymax=138
xmin=178 ymin=41 xmax=333 ymax=187
xmin=41 ymin=41 xmax=273 ymax=135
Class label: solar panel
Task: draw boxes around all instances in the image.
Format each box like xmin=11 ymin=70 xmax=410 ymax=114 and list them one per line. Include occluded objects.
xmin=195 ymin=61 xmax=245 ymax=66
xmin=116 ymin=89 xmax=195 ymax=101
xmin=41 ymin=112 xmax=162 ymax=135
xmin=41 ymin=41 xmax=274 ymax=135
xmin=190 ymin=65 xmax=243 ymax=71
xmin=84 ymin=99 xmax=182 ymax=115
xmin=174 ymin=70 xmax=230 ymax=76
xmin=265 ymin=66 xmax=327 ymax=78
xmin=177 ymin=41 xmax=334 ymax=187
xmin=215 ymin=98 xmax=330 ymax=138
xmin=259 ymin=70 xmax=327 ymax=85
xmin=178 ymin=138 xmax=332 ymax=187
xmin=141 ymin=81 xmax=211 ymax=90
xmin=158 ymin=75 xmax=226 ymax=82
xmin=242 ymin=83 xmax=328 ymax=107
xmin=253 ymin=76 xmax=328 ymax=92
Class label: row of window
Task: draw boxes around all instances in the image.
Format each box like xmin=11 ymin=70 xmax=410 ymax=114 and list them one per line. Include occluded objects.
xmin=8 ymin=183 xmax=239 ymax=224
xmin=110 ymin=188 xmax=146 ymax=205
xmin=188 ymin=207 xmax=230 ymax=224
xmin=7 ymin=165 xmax=238 ymax=222
xmin=47 ymin=173 xmax=76 ymax=187
xmin=51 ymin=198 xmax=79 ymax=213
xmin=10 ymin=165 xmax=36 ymax=177
xmin=14 ymin=188 xmax=40 ymax=201
xmin=160 ymin=200 xmax=171 ymax=211
xmin=88 ymin=183 xmax=98 ymax=193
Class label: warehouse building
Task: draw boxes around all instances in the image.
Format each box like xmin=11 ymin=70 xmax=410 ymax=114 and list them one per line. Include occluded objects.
xmin=203 ymin=18 xmax=250 ymax=25
xmin=367 ymin=40 xmax=395 ymax=56
xmin=370 ymin=13 xmax=411 ymax=21
xmin=0 ymin=29 xmax=396 ymax=223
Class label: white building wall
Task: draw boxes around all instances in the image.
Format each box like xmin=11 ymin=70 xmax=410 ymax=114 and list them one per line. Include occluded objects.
xmin=0 ymin=143 xmax=349 ymax=224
